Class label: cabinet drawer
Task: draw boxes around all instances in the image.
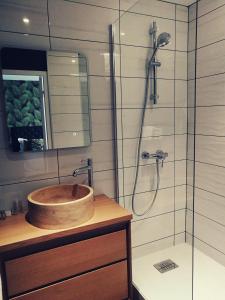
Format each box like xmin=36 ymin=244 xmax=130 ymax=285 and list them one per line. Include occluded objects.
xmin=6 ymin=230 xmax=127 ymax=297
xmin=11 ymin=260 xmax=128 ymax=300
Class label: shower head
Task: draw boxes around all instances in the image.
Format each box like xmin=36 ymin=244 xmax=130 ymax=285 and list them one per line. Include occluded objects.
xmin=156 ymin=32 xmax=171 ymax=48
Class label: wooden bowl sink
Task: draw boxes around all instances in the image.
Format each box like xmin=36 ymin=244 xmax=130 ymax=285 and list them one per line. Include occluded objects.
xmin=27 ymin=184 xmax=94 ymax=230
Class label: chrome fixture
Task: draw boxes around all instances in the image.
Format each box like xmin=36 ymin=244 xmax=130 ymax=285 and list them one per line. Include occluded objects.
xmin=131 ymin=21 xmax=171 ymax=216
xmin=149 ymin=21 xmax=171 ymax=104
xmin=154 ymin=259 xmax=178 ymax=273
xmin=142 ymin=150 xmax=168 ymax=167
xmin=72 ymin=158 xmax=93 ymax=187
xmin=0 ymin=210 xmax=6 ymax=220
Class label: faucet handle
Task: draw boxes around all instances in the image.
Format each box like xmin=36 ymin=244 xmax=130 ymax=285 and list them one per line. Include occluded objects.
xmin=81 ymin=158 xmax=93 ymax=167
xmin=81 ymin=159 xmax=88 ymax=164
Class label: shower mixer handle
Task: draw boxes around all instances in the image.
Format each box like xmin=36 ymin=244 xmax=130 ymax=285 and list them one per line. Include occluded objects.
xmin=141 ymin=150 xmax=168 ymax=167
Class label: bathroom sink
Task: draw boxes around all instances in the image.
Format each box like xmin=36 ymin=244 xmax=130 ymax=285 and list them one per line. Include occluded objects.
xmin=27 ymin=184 xmax=94 ymax=230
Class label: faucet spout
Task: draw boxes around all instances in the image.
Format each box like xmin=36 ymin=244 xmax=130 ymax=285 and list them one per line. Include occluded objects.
xmin=72 ymin=158 xmax=93 ymax=187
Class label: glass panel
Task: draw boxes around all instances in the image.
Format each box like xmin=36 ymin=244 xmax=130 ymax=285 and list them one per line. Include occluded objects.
xmin=112 ymin=1 xmax=194 ymax=299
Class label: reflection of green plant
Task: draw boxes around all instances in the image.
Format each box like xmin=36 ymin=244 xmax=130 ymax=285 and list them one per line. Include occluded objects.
xmin=3 ymin=80 xmax=42 ymax=127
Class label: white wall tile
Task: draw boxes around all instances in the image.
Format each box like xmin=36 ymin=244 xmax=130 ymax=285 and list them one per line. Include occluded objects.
xmin=176 ymin=21 xmax=188 ymax=51
xmin=176 ymin=209 xmax=186 ymax=233
xmin=188 ymin=80 xmax=195 ymax=108
xmin=191 ymin=212 xmax=225 ymax=255
xmin=186 ymin=184 xmax=193 ymax=210
xmin=91 ymin=109 xmax=113 ymax=141
xmin=188 ymin=51 xmax=196 ymax=80
xmin=187 ymin=159 xmax=194 ymax=186
xmin=125 ymin=187 xmax=175 ymax=221
xmin=118 ymin=168 xmax=124 ymax=197
xmin=194 ymin=188 xmax=225 ymax=227
xmin=175 ymin=134 xmax=187 ymax=160
xmin=123 ymin=161 xmax=175 ymax=196
xmin=0 ymin=149 xmax=58 ymax=185
xmin=198 ymin=4 xmax=225 ymax=48
xmin=186 ymin=209 xmax=193 ymax=235
xmin=0 ymin=31 xmax=50 ymax=50
xmin=175 ymin=108 xmax=187 ymax=134
xmin=187 ymin=108 xmax=195 ymax=134
xmin=116 ymin=108 xmax=123 ymax=140
xmin=189 ymin=235 xmax=225 ymax=267
xmin=175 ymin=185 xmax=186 ymax=210
xmin=121 ymin=77 xmax=175 ymax=108
xmin=195 ymin=162 xmax=225 ymax=196
xmin=0 ymin=177 xmax=58 ymax=210
xmin=189 ymin=2 xmax=197 ymax=22
xmin=122 ymin=135 xmax=174 ymax=168
xmin=49 ymin=0 xmax=118 ymax=43
xmin=176 ymin=5 xmax=188 ymax=22
xmin=89 ymin=76 xmax=112 ymax=109
xmin=198 ymin=0 xmax=225 ymax=17
xmin=197 ymin=40 xmax=225 ymax=78
xmin=0 ymin=0 xmax=48 ymax=35
xmin=121 ymin=45 xmax=174 ymax=79
xmin=196 ymin=135 xmax=225 ymax=167
xmin=65 ymin=0 xmax=119 ymax=10
xmin=131 ymin=212 xmax=174 ymax=247
xmin=59 ymin=172 xmax=87 ymax=183
xmin=120 ymin=0 xmax=175 ymax=20
xmin=175 ymin=232 xmax=185 ymax=245
xmin=122 ymin=108 xmax=174 ymax=139
xmin=93 ymin=169 xmax=115 ymax=198
xmin=196 ymin=74 xmax=225 ymax=106
xmin=132 ymin=235 xmax=175 ymax=259
xmin=196 ymin=106 xmax=225 ymax=136
xmin=57 ymin=147 xmax=95 ymax=177
xmin=187 ymin=134 xmax=194 ymax=160
xmin=175 ymin=160 xmax=186 ymax=186
xmin=120 ymin=12 xmax=175 ymax=50
xmin=90 ymin=140 xmax=114 ymax=171
xmin=175 ymin=80 xmax=187 ymax=107
xmin=188 ymin=19 xmax=196 ymax=52
xmin=176 ymin=51 xmax=187 ymax=80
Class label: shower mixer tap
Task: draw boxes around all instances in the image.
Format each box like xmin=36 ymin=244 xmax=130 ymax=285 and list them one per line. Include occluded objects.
xmin=149 ymin=21 xmax=171 ymax=104
xmin=141 ymin=150 xmax=168 ymax=167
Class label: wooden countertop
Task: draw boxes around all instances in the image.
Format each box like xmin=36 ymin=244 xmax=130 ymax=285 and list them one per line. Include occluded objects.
xmin=0 ymin=195 xmax=132 ymax=254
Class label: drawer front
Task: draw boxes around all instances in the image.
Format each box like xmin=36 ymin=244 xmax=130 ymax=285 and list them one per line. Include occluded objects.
xmin=11 ymin=261 xmax=128 ymax=300
xmin=6 ymin=230 xmax=127 ymax=297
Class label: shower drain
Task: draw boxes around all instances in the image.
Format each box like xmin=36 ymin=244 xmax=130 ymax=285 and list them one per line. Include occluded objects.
xmin=154 ymin=259 xmax=178 ymax=273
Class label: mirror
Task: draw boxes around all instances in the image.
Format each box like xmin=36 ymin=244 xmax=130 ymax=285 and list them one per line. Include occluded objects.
xmin=1 ymin=48 xmax=91 ymax=152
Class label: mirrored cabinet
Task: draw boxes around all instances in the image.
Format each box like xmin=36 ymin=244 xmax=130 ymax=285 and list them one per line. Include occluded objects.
xmin=1 ymin=47 xmax=91 ymax=152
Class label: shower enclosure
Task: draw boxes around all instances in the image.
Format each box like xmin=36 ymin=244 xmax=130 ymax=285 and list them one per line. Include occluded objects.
xmin=111 ymin=0 xmax=225 ymax=299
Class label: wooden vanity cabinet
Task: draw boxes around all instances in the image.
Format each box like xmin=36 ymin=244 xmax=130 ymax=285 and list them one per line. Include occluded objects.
xmin=0 ymin=196 xmax=132 ymax=300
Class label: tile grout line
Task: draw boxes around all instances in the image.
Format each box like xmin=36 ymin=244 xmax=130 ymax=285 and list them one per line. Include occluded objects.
xmin=132 ymin=231 xmax=185 ymax=249
xmin=186 ymin=208 xmax=225 ymax=229
xmin=186 ymin=232 xmax=225 ymax=258
xmin=132 ymin=208 xmax=186 ymax=224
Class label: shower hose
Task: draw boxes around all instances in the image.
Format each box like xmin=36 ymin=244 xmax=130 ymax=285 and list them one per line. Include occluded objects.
xmin=131 ymin=48 xmax=161 ymax=216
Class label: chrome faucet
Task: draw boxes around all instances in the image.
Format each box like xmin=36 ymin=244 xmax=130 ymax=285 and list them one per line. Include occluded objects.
xmin=72 ymin=158 xmax=93 ymax=187
xmin=141 ymin=150 xmax=168 ymax=167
